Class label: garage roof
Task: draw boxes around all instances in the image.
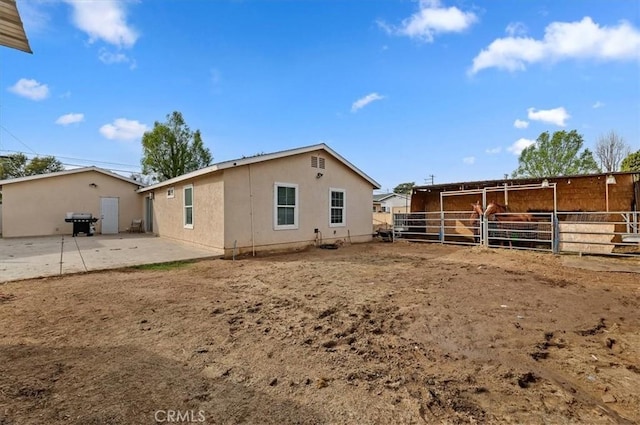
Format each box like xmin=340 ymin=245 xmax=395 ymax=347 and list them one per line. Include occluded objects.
xmin=0 ymin=0 xmax=32 ymax=53
xmin=0 ymin=166 xmax=144 ymax=187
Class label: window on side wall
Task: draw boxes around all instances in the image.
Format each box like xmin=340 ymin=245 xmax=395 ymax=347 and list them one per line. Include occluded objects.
xmin=329 ymin=188 xmax=346 ymax=227
xmin=184 ymin=185 xmax=193 ymax=228
xmin=274 ymin=183 xmax=298 ymax=230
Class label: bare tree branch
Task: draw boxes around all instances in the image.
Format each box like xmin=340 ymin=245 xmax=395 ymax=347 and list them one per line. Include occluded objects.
xmin=594 ymin=131 xmax=630 ymax=172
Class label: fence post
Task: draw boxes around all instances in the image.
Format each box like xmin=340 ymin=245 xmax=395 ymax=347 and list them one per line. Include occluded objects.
xmin=482 ymin=216 xmax=488 ymax=247
xmin=552 ymin=214 xmax=559 ymax=254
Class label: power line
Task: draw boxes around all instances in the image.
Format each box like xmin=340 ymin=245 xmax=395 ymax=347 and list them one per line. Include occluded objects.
xmin=0 ymin=124 xmax=141 ymax=170
xmin=0 ymin=149 xmax=141 ymax=170
xmin=59 ymin=162 xmax=140 ymax=175
xmin=0 ymin=125 xmax=38 ymax=155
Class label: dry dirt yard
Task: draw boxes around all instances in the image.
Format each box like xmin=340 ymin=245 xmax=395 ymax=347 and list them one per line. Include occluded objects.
xmin=1 ymin=242 xmax=639 ymax=424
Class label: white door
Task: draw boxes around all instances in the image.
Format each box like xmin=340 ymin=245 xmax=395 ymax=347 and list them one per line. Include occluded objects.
xmin=101 ymin=197 xmax=119 ymax=234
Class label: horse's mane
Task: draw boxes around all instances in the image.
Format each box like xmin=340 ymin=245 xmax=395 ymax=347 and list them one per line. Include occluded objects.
xmin=486 ymin=202 xmax=508 ymax=213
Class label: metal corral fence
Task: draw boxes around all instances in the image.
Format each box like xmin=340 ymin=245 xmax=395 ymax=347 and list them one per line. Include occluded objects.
xmin=556 ymin=211 xmax=640 ymax=257
xmin=394 ymin=211 xmax=640 ymax=256
xmin=485 ymin=213 xmax=554 ymax=251
xmin=393 ymin=211 xmax=480 ymax=246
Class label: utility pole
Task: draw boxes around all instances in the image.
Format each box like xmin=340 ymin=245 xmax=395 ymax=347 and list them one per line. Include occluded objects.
xmin=425 ymin=175 xmax=435 ymax=185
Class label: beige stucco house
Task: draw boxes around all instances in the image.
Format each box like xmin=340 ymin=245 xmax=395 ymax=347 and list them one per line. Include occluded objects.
xmin=0 ymin=167 xmax=143 ymax=237
xmin=138 ymin=144 xmax=380 ymax=256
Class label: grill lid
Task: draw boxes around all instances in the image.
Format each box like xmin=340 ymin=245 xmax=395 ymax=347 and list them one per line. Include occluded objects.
xmin=67 ymin=212 xmax=93 ymax=219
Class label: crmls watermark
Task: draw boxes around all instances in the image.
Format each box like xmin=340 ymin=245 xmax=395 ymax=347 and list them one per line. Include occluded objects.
xmin=154 ymin=410 xmax=206 ymax=423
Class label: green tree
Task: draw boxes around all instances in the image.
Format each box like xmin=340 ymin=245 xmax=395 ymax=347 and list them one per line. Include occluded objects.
xmin=141 ymin=111 xmax=213 ymax=181
xmin=512 ymin=130 xmax=600 ymax=178
xmin=393 ymin=182 xmax=415 ymax=194
xmin=0 ymin=153 xmax=64 ymax=180
xmin=594 ymin=130 xmax=630 ymax=172
xmin=621 ymin=150 xmax=640 ymax=172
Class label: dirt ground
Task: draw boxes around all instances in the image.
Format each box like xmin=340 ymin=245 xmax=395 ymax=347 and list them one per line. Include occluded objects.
xmin=1 ymin=242 xmax=639 ymax=424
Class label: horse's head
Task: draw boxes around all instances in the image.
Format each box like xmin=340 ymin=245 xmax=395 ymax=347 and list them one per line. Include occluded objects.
xmin=470 ymin=201 xmax=483 ymax=221
xmin=485 ymin=202 xmax=507 ymax=218
xmin=485 ymin=202 xmax=497 ymax=217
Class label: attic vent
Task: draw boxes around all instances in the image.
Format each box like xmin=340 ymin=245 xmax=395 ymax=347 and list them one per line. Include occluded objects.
xmin=311 ymin=156 xmax=326 ymax=169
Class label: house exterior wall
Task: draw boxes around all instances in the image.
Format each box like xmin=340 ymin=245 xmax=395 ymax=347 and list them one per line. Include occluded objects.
xmin=373 ymin=194 xmax=410 ymax=213
xmin=1 ymin=171 xmax=142 ymax=237
xmin=222 ymin=150 xmax=374 ymax=256
xmin=380 ymin=196 xmax=411 ymax=212
xmin=148 ymin=173 xmax=225 ymax=250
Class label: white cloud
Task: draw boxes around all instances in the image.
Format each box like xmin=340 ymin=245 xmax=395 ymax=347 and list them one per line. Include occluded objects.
xmin=351 ymin=93 xmax=385 ymax=112
xmin=507 ymin=138 xmax=536 ymax=155
xmin=505 ymin=22 xmax=528 ymax=37
xmin=8 ymin=78 xmax=50 ymax=100
xmin=64 ymin=0 xmax=138 ymax=48
xmin=514 ymin=119 xmax=529 ymax=129
xmin=527 ymin=107 xmax=570 ymax=126
xmin=55 ymin=113 xmax=84 ymax=125
xmin=98 ymin=49 xmax=136 ymax=68
xmin=485 ymin=147 xmax=501 ymax=154
xmin=378 ymin=0 xmax=477 ymax=43
xmin=99 ymin=118 xmax=148 ymax=141
xmin=463 ymin=156 xmax=476 ymax=164
xmin=592 ymin=101 xmax=604 ymax=108
xmin=470 ymin=17 xmax=640 ymax=74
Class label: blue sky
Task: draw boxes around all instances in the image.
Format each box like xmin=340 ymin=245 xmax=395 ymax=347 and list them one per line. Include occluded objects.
xmin=1 ymin=0 xmax=639 ymax=192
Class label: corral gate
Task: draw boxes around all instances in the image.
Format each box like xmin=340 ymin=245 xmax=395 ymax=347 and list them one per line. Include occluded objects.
xmin=394 ymin=183 xmax=558 ymax=252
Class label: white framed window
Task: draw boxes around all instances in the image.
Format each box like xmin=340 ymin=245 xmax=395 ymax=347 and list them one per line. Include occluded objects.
xmin=167 ymin=187 xmax=175 ymax=198
xmin=274 ymin=182 xmax=298 ymax=230
xmin=183 ymin=185 xmax=193 ymax=229
xmin=329 ymin=188 xmax=346 ymax=227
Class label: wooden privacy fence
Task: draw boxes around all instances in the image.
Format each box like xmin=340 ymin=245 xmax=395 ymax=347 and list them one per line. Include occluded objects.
xmin=394 ymin=211 xmax=640 ymax=256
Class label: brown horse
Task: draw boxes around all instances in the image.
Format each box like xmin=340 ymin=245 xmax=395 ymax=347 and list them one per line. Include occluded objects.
xmin=484 ymin=202 xmax=533 ymax=222
xmin=469 ymin=201 xmax=484 ymax=243
xmin=484 ymin=202 xmax=534 ymax=247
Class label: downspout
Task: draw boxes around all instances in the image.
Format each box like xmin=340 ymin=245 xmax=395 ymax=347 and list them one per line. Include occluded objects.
xmin=249 ymin=164 xmax=255 ymax=256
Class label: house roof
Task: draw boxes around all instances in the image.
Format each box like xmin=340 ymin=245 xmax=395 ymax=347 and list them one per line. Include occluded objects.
xmin=138 ymin=143 xmax=381 ymax=192
xmin=0 ymin=166 xmax=145 ymax=187
xmin=373 ymin=193 xmax=409 ymax=202
xmin=0 ymin=0 xmax=32 ymax=53
xmin=412 ymin=171 xmax=640 ymax=193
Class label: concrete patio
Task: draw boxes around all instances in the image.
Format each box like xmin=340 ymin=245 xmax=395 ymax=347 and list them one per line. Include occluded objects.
xmin=0 ymin=233 xmax=223 ymax=283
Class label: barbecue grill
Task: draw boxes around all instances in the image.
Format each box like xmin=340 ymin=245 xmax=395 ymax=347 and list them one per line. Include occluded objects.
xmin=65 ymin=212 xmax=98 ymax=237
